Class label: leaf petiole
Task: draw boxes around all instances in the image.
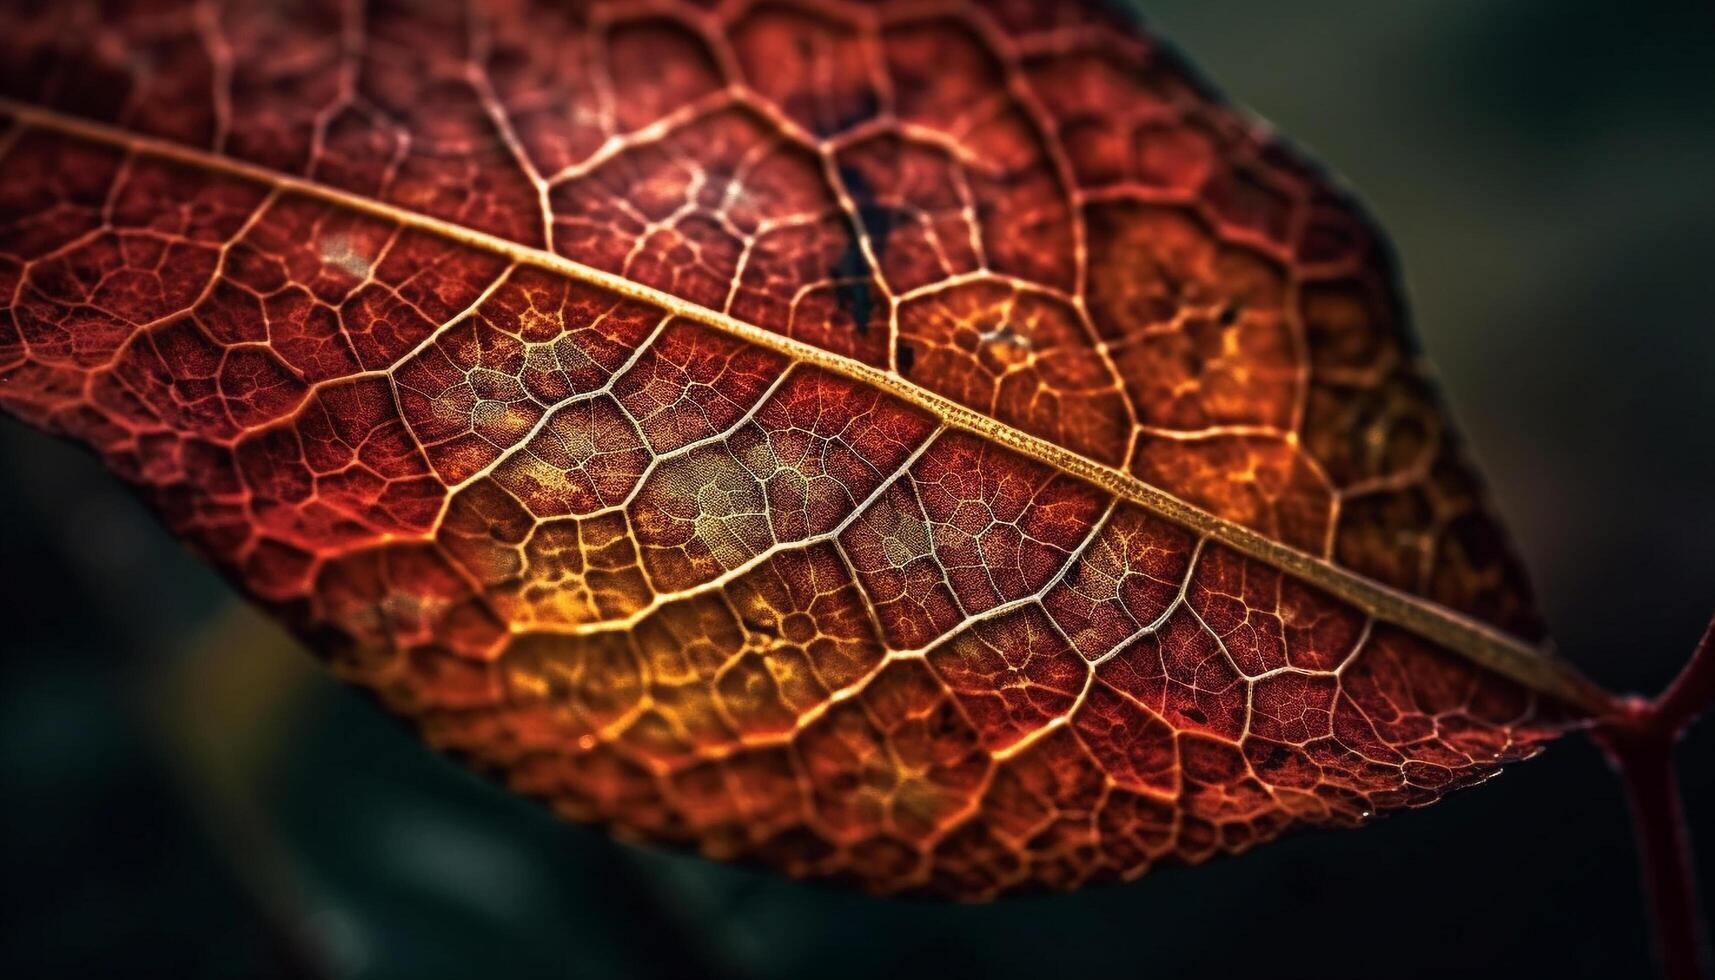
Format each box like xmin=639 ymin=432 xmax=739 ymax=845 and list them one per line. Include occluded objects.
xmin=1591 ymin=614 xmax=1715 ymax=980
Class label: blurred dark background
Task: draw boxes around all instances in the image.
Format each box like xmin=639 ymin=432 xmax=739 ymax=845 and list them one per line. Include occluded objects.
xmin=3 ymin=1 xmax=1712 ymax=977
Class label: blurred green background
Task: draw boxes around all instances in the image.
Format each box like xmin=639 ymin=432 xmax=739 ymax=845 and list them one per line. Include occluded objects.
xmin=3 ymin=1 xmax=1712 ymax=977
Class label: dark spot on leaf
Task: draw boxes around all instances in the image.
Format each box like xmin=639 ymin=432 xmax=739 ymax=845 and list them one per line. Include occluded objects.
xmin=830 ymin=166 xmax=894 ymax=335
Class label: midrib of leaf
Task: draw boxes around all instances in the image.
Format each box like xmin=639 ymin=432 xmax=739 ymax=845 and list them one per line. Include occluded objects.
xmin=0 ymin=98 xmax=1612 ymax=715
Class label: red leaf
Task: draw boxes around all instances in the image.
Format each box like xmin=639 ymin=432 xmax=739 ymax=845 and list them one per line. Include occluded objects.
xmin=0 ymin=0 xmax=1614 ymax=898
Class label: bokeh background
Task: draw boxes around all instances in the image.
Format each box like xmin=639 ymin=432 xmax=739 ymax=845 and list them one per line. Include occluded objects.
xmin=3 ymin=1 xmax=1712 ymax=977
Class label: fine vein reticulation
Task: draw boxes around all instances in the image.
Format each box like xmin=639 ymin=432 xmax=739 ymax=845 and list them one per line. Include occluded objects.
xmin=0 ymin=0 xmax=1600 ymax=897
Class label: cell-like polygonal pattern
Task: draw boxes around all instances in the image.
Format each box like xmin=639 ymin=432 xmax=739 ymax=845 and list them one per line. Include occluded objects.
xmin=0 ymin=0 xmax=1571 ymax=897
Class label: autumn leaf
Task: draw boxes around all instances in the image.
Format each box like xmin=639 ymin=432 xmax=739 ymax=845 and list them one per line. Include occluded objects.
xmin=0 ymin=0 xmax=1699 ymax=913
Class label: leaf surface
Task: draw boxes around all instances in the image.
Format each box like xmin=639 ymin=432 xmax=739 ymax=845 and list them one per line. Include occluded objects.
xmin=0 ymin=0 xmax=1603 ymax=897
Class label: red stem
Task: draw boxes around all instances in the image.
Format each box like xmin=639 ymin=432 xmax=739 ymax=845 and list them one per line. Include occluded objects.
xmin=1649 ymin=616 xmax=1715 ymax=741
xmin=1590 ymin=614 xmax=1715 ymax=980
